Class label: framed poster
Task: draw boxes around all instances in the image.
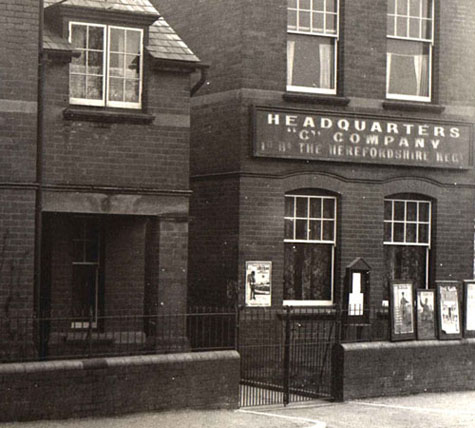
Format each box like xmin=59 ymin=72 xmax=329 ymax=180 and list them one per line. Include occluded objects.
xmin=463 ymin=280 xmax=475 ymax=338
xmin=389 ymin=281 xmax=415 ymax=341
xmin=416 ymin=289 xmax=436 ymax=340
xmin=437 ymin=282 xmax=462 ymax=340
xmin=245 ymin=261 xmax=272 ymax=307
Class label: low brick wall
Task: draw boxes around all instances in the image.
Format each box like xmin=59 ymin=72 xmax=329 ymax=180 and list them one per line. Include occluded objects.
xmin=0 ymin=351 xmax=240 ymax=422
xmin=332 ymin=339 xmax=475 ymax=401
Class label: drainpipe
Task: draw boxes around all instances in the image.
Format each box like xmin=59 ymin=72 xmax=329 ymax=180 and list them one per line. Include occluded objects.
xmin=34 ymin=0 xmax=45 ymax=326
xmin=191 ymin=64 xmax=209 ymax=97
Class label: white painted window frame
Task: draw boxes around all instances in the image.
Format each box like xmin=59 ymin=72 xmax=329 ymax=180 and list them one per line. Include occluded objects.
xmin=386 ymin=0 xmax=435 ymax=102
xmin=287 ymin=0 xmax=339 ymax=95
xmin=284 ymin=194 xmax=337 ymax=306
xmin=384 ymin=198 xmax=431 ymax=289
xmin=69 ymin=22 xmax=143 ymax=109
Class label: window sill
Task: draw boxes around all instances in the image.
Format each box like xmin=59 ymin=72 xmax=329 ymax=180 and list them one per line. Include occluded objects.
xmin=283 ymin=92 xmax=350 ymax=106
xmin=382 ymin=100 xmax=445 ymax=114
xmin=63 ymin=107 xmax=155 ymax=125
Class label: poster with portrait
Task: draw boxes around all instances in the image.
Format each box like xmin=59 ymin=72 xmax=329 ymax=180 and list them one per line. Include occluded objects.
xmin=245 ymin=261 xmax=271 ymax=307
xmin=437 ymin=282 xmax=462 ymax=340
xmin=463 ymin=280 xmax=475 ymax=338
xmin=416 ymin=289 xmax=436 ymax=340
xmin=389 ymin=281 xmax=415 ymax=341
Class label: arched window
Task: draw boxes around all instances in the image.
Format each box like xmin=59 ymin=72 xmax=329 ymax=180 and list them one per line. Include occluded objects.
xmin=284 ymin=191 xmax=337 ymax=306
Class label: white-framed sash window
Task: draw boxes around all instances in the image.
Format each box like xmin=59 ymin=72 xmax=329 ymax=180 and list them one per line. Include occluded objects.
xmin=284 ymin=194 xmax=337 ymax=306
xmin=384 ymin=198 xmax=432 ymax=289
xmin=287 ymin=0 xmax=339 ymax=94
xmin=69 ymin=22 xmax=143 ymax=109
xmin=386 ymin=0 xmax=434 ymax=102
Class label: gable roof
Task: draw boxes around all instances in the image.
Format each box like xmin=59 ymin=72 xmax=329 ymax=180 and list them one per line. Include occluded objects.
xmin=43 ymin=0 xmax=200 ymax=65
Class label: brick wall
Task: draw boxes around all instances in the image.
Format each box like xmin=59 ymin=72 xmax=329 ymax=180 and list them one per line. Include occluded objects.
xmin=0 ymin=351 xmax=240 ymax=422
xmin=44 ymin=63 xmax=191 ymax=190
xmin=333 ymin=340 xmax=475 ymax=401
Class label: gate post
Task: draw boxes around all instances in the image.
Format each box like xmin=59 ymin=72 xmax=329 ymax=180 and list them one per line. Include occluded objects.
xmin=283 ymin=306 xmax=291 ymax=406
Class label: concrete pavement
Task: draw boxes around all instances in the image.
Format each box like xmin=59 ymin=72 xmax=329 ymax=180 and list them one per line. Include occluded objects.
xmin=1 ymin=391 xmax=474 ymax=427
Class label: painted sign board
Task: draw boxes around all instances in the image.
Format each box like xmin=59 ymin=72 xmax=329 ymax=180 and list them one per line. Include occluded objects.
xmin=252 ymin=106 xmax=472 ymax=169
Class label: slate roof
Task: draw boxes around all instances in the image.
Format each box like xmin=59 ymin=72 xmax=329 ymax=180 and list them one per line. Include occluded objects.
xmin=147 ymin=18 xmax=200 ymax=63
xmin=44 ymin=0 xmax=158 ymax=17
xmin=43 ymin=26 xmax=75 ymax=52
xmin=43 ymin=0 xmax=200 ymax=64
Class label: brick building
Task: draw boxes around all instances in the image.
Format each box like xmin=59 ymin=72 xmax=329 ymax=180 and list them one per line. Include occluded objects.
xmin=0 ymin=0 xmax=201 ymax=358
xmin=155 ymin=0 xmax=475 ymax=311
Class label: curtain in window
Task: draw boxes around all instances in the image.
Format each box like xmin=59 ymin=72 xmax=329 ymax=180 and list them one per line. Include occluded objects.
xmin=284 ymin=243 xmax=332 ymax=301
xmin=384 ymin=246 xmax=428 ymax=291
xmin=319 ymin=43 xmax=332 ymax=89
xmin=414 ymin=54 xmax=428 ymax=97
xmin=287 ymin=40 xmax=295 ymax=86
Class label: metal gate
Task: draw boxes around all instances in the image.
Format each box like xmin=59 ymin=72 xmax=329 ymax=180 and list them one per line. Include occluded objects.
xmin=238 ymin=306 xmax=338 ymax=407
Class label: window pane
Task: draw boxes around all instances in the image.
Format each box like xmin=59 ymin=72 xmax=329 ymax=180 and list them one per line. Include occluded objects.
xmin=419 ymin=223 xmax=429 ymax=243
xmin=394 ymin=223 xmax=404 ymax=242
xmin=126 ymin=30 xmax=141 ymax=54
xmin=70 ymin=52 xmax=86 ymax=74
xmin=419 ymin=202 xmax=430 ymax=221
xmin=109 ymin=53 xmax=124 ymax=77
xmin=70 ymin=74 xmax=86 ymax=98
xmin=384 ymin=200 xmax=393 ymax=220
xmin=387 ymin=15 xmax=395 ymax=36
xmin=326 ymin=0 xmax=337 ymax=13
xmin=388 ymin=0 xmax=396 ymax=14
xmin=86 ymin=240 xmax=99 ymax=262
xmin=88 ymin=26 xmax=104 ymax=50
xmin=299 ymin=11 xmax=311 ymax=30
xmin=71 ymin=25 xmax=87 ymax=49
xmin=301 ymin=0 xmax=311 ymax=9
xmin=407 ymin=202 xmax=417 ymax=221
xmin=409 ymin=18 xmax=420 ymax=38
xmin=288 ymin=34 xmax=335 ymax=90
xmin=288 ymin=0 xmax=297 ymax=8
xmin=310 ymin=198 xmax=322 ymax=218
xmin=288 ymin=9 xmax=297 ymax=29
xmin=397 ymin=0 xmax=408 ymax=14
xmin=110 ymin=28 xmax=125 ymax=52
xmin=394 ymin=201 xmax=405 ymax=220
xmin=88 ymin=51 xmax=103 ymax=75
xmin=384 ymin=222 xmax=392 ymax=241
xmin=296 ymin=197 xmax=308 ymax=217
xmin=296 ymin=219 xmax=307 ymax=239
xmin=421 ymin=18 xmax=432 ymax=39
xmin=285 ymin=197 xmax=295 ymax=217
xmin=326 ymin=13 xmax=337 ymax=34
xmin=72 ymin=265 xmax=98 ymax=318
xmin=323 ymin=198 xmax=335 ymax=219
xmin=72 ymin=240 xmax=84 ymax=262
xmin=409 ymin=0 xmax=420 ymax=17
xmin=125 ymin=80 xmax=140 ymax=103
xmin=421 ymin=0 xmax=431 ymax=18
xmin=284 ymin=243 xmax=332 ymax=301
xmin=396 ymin=16 xmax=408 ymax=37
xmin=285 ymin=219 xmax=294 ymax=239
xmin=125 ymin=55 xmax=140 ymax=77
xmin=312 ymin=12 xmax=324 ymax=32
xmin=309 ymin=220 xmax=321 ymax=241
xmin=87 ymin=76 xmax=103 ymax=100
xmin=109 ymin=78 xmax=124 ymax=101
xmin=323 ymin=220 xmax=334 ymax=241
xmin=314 ymin=0 xmax=325 ymax=11
xmin=406 ymin=223 xmax=417 ymax=243
xmin=387 ymin=39 xmax=430 ymax=97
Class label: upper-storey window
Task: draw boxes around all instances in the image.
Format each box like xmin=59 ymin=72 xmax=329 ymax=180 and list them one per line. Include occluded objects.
xmin=287 ymin=0 xmax=339 ymax=95
xmin=386 ymin=0 xmax=434 ymax=102
xmin=69 ymin=22 xmax=143 ymax=109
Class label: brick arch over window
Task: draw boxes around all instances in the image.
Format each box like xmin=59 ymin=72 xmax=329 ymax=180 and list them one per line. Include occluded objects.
xmin=283 ymin=188 xmax=339 ymax=306
xmin=281 ymin=172 xmax=345 ymax=196
xmin=383 ymin=192 xmax=435 ymax=292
